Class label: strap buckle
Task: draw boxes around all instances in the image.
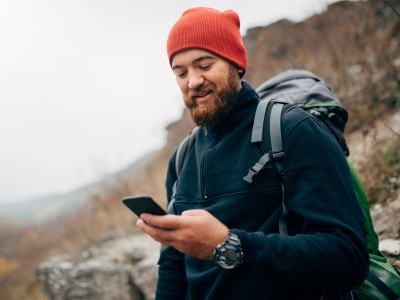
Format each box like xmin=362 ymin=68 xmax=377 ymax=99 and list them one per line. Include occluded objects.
xmin=243 ymin=152 xmax=271 ymax=183
xmin=243 ymin=168 xmax=257 ymax=183
xmin=243 ymin=150 xmax=284 ymax=184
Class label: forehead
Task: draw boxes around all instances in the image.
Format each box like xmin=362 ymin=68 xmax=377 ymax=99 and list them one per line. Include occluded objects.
xmin=171 ymin=49 xmax=218 ymax=67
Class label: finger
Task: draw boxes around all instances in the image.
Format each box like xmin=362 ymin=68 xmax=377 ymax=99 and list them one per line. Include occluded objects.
xmin=181 ymin=209 xmax=209 ymax=216
xmin=140 ymin=213 xmax=183 ymax=230
xmin=136 ymin=219 xmax=145 ymax=230
xmin=136 ymin=218 xmax=174 ymax=243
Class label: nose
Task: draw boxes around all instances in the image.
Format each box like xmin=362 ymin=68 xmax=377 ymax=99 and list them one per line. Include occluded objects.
xmin=188 ymin=71 xmax=204 ymax=90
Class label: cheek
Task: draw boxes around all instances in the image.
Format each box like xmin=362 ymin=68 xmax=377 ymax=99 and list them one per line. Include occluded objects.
xmin=176 ymin=78 xmax=188 ymax=95
xmin=208 ymin=72 xmax=227 ymax=89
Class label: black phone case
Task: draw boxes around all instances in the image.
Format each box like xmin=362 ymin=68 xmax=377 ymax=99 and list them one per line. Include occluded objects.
xmin=122 ymin=195 xmax=167 ymax=217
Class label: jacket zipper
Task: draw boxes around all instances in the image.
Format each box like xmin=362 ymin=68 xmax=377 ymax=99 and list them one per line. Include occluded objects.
xmin=201 ymin=148 xmax=212 ymax=199
xmin=201 ymin=126 xmax=221 ymax=199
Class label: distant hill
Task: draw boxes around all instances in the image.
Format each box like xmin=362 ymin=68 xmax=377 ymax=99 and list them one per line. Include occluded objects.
xmin=0 ymin=187 xmax=97 ymax=224
xmin=0 ymin=151 xmax=157 ymax=224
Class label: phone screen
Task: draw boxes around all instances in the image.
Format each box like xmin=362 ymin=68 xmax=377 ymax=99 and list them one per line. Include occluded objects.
xmin=122 ymin=195 xmax=167 ymax=217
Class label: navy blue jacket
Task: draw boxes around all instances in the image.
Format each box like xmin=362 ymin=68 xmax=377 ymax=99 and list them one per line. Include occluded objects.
xmin=156 ymin=81 xmax=369 ymax=299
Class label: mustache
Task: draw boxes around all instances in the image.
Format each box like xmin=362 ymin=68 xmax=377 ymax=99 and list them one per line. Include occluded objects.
xmin=188 ymin=82 xmax=216 ymax=99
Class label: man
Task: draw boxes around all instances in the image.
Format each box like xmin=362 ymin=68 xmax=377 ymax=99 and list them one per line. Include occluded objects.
xmin=137 ymin=7 xmax=369 ymax=299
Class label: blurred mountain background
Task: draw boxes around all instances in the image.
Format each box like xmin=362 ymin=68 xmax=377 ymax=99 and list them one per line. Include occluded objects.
xmin=1 ymin=0 xmax=399 ymax=299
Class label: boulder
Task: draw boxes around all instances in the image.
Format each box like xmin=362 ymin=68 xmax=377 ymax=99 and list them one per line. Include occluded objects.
xmin=37 ymin=234 xmax=159 ymax=300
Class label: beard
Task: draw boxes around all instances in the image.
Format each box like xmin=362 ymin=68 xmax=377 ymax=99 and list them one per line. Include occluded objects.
xmin=184 ymin=66 xmax=240 ymax=127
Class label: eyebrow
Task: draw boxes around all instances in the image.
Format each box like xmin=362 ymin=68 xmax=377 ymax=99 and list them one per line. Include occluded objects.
xmin=172 ymin=55 xmax=217 ymax=71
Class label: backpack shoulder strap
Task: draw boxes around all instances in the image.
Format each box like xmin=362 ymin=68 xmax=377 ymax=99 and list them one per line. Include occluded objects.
xmin=168 ymin=126 xmax=199 ymax=214
xmin=243 ymin=99 xmax=293 ymax=183
xmin=244 ymin=99 xmax=295 ymax=235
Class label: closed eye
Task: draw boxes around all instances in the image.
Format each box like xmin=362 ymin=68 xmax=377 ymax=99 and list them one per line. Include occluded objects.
xmin=173 ymin=68 xmax=187 ymax=78
xmin=199 ymin=64 xmax=212 ymax=71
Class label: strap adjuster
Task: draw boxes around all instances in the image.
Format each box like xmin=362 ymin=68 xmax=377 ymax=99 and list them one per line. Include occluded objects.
xmin=270 ymin=151 xmax=284 ymax=161
xmin=243 ymin=152 xmax=272 ymax=183
xmin=243 ymin=168 xmax=257 ymax=183
xmin=243 ymin=150 xmax=284 ymax=184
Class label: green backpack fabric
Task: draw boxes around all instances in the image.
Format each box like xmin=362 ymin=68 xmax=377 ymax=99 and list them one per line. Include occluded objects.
xmin=173 ymin=70 xmax=400 ymax=299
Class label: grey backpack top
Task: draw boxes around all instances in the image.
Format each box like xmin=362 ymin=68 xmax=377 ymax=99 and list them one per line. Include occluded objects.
xmin=256 ymin=69 xmax=349 ymax=156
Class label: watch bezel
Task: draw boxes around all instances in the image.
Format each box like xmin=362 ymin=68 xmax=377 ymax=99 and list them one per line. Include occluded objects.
xmin=213 ymin=230 xmax=243 ymax=269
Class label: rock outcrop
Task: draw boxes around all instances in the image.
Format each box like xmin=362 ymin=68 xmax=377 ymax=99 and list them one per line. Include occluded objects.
xmin=36 ymin=234 xmax=159 ymax=300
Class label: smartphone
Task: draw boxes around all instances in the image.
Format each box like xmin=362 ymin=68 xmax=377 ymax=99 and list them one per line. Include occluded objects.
xmin=122 ymin=195 xmax=167 ymax=217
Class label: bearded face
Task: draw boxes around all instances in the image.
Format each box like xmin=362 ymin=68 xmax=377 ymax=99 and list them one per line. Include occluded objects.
xmin=184 ymin=65 xmax=240 ymax=127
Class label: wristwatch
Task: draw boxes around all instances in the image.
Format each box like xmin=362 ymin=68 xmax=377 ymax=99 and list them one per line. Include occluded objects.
xmin=213 ymin=230 xmax=243 ymax=269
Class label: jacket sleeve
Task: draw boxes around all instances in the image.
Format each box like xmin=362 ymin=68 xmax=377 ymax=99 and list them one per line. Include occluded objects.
xmin=155 ymin=151 xmax=188 ymax=299
xmin=236 ymin=108 xmax=369 ymax=291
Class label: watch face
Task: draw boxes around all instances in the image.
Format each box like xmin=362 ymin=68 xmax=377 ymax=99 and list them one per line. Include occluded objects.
xmin=222 ymin=249 xmax=238 ymax=266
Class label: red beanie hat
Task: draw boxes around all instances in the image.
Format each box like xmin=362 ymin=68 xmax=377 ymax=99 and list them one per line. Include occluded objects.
xmin=167 ymin=7 xmax=247 ymax=74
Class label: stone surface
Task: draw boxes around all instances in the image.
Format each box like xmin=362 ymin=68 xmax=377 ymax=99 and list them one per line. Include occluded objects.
xmin=37 ymin=234 xmax=159 ymax=300
xmin=379 ymin=238 xmax=400 ymax=269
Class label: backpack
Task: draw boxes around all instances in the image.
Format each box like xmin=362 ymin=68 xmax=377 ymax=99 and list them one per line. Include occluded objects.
xmin=171 ymin=69 xmax=400 ymax=299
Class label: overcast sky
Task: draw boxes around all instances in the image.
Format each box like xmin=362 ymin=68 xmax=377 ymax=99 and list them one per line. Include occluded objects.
xmin=0 ymin=0 xmax=336 ymax=204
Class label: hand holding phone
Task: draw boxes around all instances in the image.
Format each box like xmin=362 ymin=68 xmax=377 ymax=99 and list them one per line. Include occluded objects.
xmin=122 ymin=195 xmax=167 ymax=217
